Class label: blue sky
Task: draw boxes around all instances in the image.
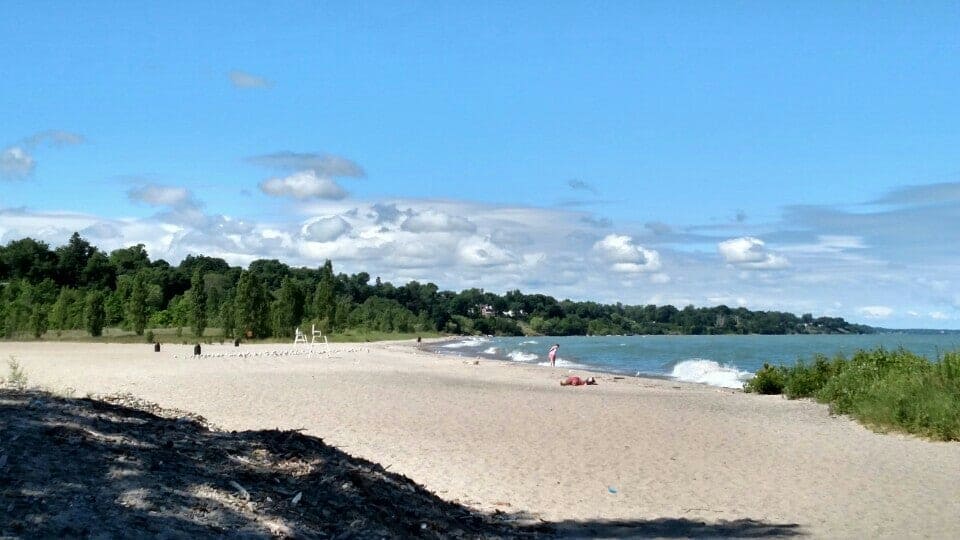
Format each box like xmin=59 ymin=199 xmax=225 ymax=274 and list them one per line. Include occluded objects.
xmin=2 ymin=2 xmax=959 ymax=328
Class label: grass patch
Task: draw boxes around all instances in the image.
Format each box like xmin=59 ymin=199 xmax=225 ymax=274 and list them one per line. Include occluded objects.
xmin=744 ymin=347 xmax=960 ymax=441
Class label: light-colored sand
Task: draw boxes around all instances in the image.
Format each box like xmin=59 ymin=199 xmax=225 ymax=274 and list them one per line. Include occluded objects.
xmin=3 ymin=340 xmax=959 ymax=537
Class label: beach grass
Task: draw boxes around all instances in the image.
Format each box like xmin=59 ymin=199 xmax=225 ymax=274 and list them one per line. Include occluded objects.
xmin=745 ymin=347 xmax=960 ymax=441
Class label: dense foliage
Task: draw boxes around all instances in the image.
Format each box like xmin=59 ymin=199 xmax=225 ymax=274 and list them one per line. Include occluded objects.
xmin=744 ymin=348 xmax=960 ymax=441
xmin=0 ymin=233 xmax=871 ymax=340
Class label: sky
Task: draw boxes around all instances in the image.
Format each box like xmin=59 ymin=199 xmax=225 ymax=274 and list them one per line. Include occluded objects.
xmin=1 ymin=1 xmax=959 ymax=329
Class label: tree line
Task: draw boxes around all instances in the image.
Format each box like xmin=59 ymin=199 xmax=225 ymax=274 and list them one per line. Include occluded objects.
xmin=0 ymin=233 xmax=873 ymax=339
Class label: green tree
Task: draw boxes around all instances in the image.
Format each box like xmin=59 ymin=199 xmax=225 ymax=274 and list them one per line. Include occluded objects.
xmin=56 ymin=232 xmax=96 ymax=287
xmin=29 ymin=305 xmax=48 ymax=338
xmin=189 ymin=268 xmax=207 ymax=337
xmin=84 ymin=290 xmax=106 ymax=337
xmin=0 ymin=238 xmax=58 ymax=283
xmin=219 ymin=290 xmax=235 ymax=338
xmin=50 ymin=288 xmax=72 ymax=336
xmin=272 ymin=278 xmax=305 ymax=338
xmin=109 ymin=244 xmax=151 ymax=275
xmin=234 ymin=270 xmax=270 ymax=338
xmin=312 ymin=260 xmax=336 ymax=331
xmin=127 ymin=271 xmax=148 ymax=336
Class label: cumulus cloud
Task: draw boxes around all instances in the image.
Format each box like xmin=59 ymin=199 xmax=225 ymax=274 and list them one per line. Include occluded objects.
xmin=81 ymin=222 xmax=122 ymax=239
xmin=858 ymin=305 xmax=894 ymax=319
xmin=369 ymin=203 xmax=407 ymax=224
xmin=401 ymin=209 xmax=477 ymax=234
xmin=1 ymin=130 xmax=84 ymax=180
xmin=717 ymin=237 xmax=789 ymax=270
xmin=259 ymin=170 xmax=348 ymax=200
xmin=0 ymin=147 xmax=34 ymax=178
xmin=457 ymin=236 xmax=515 ymax=267
xmin=593 ymin=234 xmax=661 ymax=273
xmin=302 ymin=216 xmax=352 ymax=242
xmin=248 ymin=152 xmax=365 ymax=178
xmin=229 ymin=70 xmax=271 ymax=88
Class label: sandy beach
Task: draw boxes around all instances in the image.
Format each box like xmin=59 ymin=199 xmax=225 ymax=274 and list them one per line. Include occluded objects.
xmin=2 ymin=340 xmax=959 ymax=538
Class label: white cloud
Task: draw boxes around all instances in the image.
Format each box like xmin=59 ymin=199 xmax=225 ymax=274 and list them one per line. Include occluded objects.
xmin=457 ymin=236 xmax=515 ymax=267
xmin=858 ymin=306 xmax=894 ymax=319
xmin=81 ymin=222 xmax=122 ymax=239
xmin=593 ymin=234 xmax=661 ymax=273
xmin=229 ymin=70 xmax=271 ymax=88
xmin=929 ymin=311 xmax=950 ymax=320
xmin=1 ymin=130 xmax=84 ymax=180
xmin=650 ymin=273 xmax=671 ymax=284
xmin=718 ymin=237 xmax=789 ymax=269
xmin=302 ymin=216 xmax=352 ymax=242
xmin=248 ymin=152 xmax=364 ymax=178
xmin=259 ymin=170 xmax=347 ymax=200
xmin=0 ymin=147 xmax=34 ymax=178
xmin=401 ymin=209 xmax=477 ymax=234
xmin=128 ymin=184 xmax=191 ymax=206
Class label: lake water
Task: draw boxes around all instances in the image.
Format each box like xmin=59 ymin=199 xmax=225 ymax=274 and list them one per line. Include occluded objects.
xmin=434 ymin=333 xmax=960 ymax=388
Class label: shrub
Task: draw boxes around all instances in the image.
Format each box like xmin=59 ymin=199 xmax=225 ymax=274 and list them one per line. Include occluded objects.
xmin=744 ymin=363 xmax=786 ymax=394
xmin=783 ymin=354 xmax=835 ymax=399
xmin=145 ymin=329 xmax=155 ymax=343
xmin=4 ymin=357 xmax=28 ymax=390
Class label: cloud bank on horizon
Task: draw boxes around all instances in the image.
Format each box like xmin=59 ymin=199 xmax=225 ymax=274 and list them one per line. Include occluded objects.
xmin=1 ymin=3 xmax=958 ymax=329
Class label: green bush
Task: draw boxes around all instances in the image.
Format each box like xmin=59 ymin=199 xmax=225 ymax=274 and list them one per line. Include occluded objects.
xmin=744 ymin=347 xmax=960 ymax=441
xmin=783 ymin=354 xmax=835 ymax=398
xmin=744 ymin=363 xmax=786 ymax=394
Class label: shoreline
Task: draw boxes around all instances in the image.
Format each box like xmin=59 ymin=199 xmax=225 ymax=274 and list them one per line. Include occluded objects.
xmin=424 ymin=337 xmax=686 ymax=388
xmin=2 ymin=341 xmax=959 ymax=537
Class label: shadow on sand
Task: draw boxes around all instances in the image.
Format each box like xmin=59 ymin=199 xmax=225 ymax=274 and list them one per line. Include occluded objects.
xmin=0 ymin=389 xmax=804 ymax=538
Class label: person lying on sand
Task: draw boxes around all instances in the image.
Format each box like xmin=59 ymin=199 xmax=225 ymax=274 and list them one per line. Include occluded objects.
xmin=560 ymin=376 xmax=596 ymax=386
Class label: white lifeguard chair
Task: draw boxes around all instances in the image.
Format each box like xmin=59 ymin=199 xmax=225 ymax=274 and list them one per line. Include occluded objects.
xmin=294 ymin=327 xmax=308 ymax=344
xmin=310 ymin=324 xmax=331 ymax=354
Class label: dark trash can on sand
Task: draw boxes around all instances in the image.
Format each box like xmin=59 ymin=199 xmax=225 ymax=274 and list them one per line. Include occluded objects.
xmin=154 ymin=342 xmax=160 ymax=352
xmin=193 ymin=344 xmax=201 ymax=356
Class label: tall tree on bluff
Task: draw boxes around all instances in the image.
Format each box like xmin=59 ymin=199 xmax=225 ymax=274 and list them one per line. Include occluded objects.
xmin=189 ymin=268 xmax=207 ymax=337
xmin=233 ymin=270 xmax=269 ymax=338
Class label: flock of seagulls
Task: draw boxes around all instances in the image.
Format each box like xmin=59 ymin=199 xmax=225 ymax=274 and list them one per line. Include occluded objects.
xmin=170 ymin=346 xmax=371 ymax=360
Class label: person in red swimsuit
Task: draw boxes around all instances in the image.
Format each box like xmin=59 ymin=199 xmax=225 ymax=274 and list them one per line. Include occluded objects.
xmin=560 ymin=376 xmax=596 ymax=386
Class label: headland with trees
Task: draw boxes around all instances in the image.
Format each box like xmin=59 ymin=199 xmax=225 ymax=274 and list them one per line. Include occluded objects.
xmin=0 ymin=233 xmax=873 ymax=340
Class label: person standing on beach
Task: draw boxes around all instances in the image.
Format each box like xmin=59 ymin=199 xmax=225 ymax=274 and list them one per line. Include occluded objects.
xmin=548 ymin=343 xmax=559 ymax=366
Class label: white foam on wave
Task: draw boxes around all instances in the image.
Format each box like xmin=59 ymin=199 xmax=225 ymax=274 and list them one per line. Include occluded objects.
xmin=442 ymin=337 xmax=490 ymax=349
xmin=536 ymin=358 xmax=591 ymax=370
xmin=508 ymin=350 xmax=539 ymax=362
xmin=669 ymin=358 xmax=752 ymax=389
xmin=520 ymin=340 xmax=539 ymax=345
xmin=482 ymin=347 xmax=499 ymax=355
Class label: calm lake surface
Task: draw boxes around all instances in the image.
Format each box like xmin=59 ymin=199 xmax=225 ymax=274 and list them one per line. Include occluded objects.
xmin=436 ymin=333 xmax=960 ymax=388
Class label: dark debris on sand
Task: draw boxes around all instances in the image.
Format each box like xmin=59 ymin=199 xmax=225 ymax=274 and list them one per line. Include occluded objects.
xmin=0 ymin=389 xmax=548 ymax=539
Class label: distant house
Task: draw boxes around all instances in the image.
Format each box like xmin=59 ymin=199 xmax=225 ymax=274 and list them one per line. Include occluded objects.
xmin=480 ymin=304 xmax=495 ymax=318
